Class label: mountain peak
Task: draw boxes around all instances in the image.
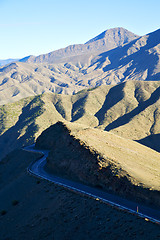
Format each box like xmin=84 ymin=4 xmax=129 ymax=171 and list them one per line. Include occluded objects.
xmin=85 ymin=27 xmax=139 ymax=45
xmin=19 ymin=27 xmax=139 ymax=64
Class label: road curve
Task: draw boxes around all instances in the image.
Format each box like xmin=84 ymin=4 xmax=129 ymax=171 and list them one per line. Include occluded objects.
xmin=24 ymin=145 xmax=160 ymax=225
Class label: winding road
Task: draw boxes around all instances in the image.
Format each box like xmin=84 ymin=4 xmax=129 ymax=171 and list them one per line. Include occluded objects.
xmin=24 ymin=145 xmax=160 ymax=225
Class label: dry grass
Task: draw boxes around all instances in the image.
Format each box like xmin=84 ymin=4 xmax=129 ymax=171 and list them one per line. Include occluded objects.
xmin=70 ymin=125 xmax=160 ymax=190
xmin=39 ymin=121 xmax=160 ymax=191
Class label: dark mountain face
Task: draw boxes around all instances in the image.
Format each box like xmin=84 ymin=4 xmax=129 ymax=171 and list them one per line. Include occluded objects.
xmin=89 ymin=28 xmax=160 ymax=82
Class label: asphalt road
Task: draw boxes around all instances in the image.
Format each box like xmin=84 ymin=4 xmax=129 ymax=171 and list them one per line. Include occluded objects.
xmin=24 ymin=145 xmax=160 ymax=225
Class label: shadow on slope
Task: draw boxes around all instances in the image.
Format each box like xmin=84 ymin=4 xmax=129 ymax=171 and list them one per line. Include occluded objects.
xmin=35 ymin=122 xmax=160 ymax=209
xmin=95 ymin=83 xmax=125 ymax=124
xmin=92 ymin=29 xmax=160 ymax=81
xmin=71 ymin=94 xmax=88 ymax=122
xmin=137 ymin=134 xmax=160 ymax=153
xmin=1 ymin=148 xmax=160 ymax=240
xmin=0 ymin=96 xmax=45 ymax=160
xmin=105 ymin=86 xmax=160 ymax=131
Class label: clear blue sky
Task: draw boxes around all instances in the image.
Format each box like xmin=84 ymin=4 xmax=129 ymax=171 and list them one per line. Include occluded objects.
xmin=0 ymin=0 xmax=160 ymax=59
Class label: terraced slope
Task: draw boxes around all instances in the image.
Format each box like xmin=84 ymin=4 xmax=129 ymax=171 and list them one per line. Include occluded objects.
xmin=0 ymin=80 xmax=159 ymax=160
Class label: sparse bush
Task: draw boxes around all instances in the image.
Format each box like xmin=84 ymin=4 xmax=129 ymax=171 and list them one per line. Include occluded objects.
xmin=12 ymin=200 xmax=19 ymax=206
xmin=140 ymin=230 xmax=144 ymax=235
xmin=1 ymin=210 xmax=7 ymax=215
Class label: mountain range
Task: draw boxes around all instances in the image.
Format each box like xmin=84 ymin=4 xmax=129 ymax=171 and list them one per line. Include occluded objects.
xmin=20 ymin=27 xmax=138 ymax=64
xmin=0 ymin=27 xmax=160 ymax=239
xmin=0 ymin=27 xmax=160 ymax=106
xmin=0 ymin=27 xmax=159 ymax=159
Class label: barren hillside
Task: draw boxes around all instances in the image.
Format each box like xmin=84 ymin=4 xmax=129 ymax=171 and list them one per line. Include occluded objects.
xmin=20 ymin=27 xmax=138 ymax=64
xmin=0 ymin=28 xmax=159 ymax=106
xmin=0 ymin=28 xmax=140 ymax=105
xmin=0 ymin=80 xmax=159 ymax=160
xmin=0 ymin=29 xmax=160 ymax=106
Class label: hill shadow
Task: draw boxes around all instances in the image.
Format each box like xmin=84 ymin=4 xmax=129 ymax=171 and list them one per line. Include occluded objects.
xmin=95 ymin=83 xmax=125 ymax=125
xmin=105 ymin=86 xmax=160 ymax=131
xmin=71 ymin=94 xmax=88 ymax=122
xmin=137 ymin=134 xmax=160 ymax=153
xmin=90 ymin=30 xmax=160 ymax=81
xmin=0 ymin=96 xmax=45 ymax=160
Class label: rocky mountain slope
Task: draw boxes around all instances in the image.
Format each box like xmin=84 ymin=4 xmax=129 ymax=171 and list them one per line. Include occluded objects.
xmin=0 ymin=27 xmax=140 ymax=105
xmin=88 ymin=28 xmax=160 ymax=82
xmin=20 ymin=27 xmax=138 ymax=64
xmin=35 ymin=121 xmax=160 ymax=207
xmin=0 ymin=28 xmax=160 ymax=105
xmin=0 ymin=80 xmax=159 ymax=161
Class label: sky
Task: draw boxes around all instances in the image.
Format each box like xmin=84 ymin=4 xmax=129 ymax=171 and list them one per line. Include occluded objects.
xmin=0 ymin=0 xmax=160 ymax=59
